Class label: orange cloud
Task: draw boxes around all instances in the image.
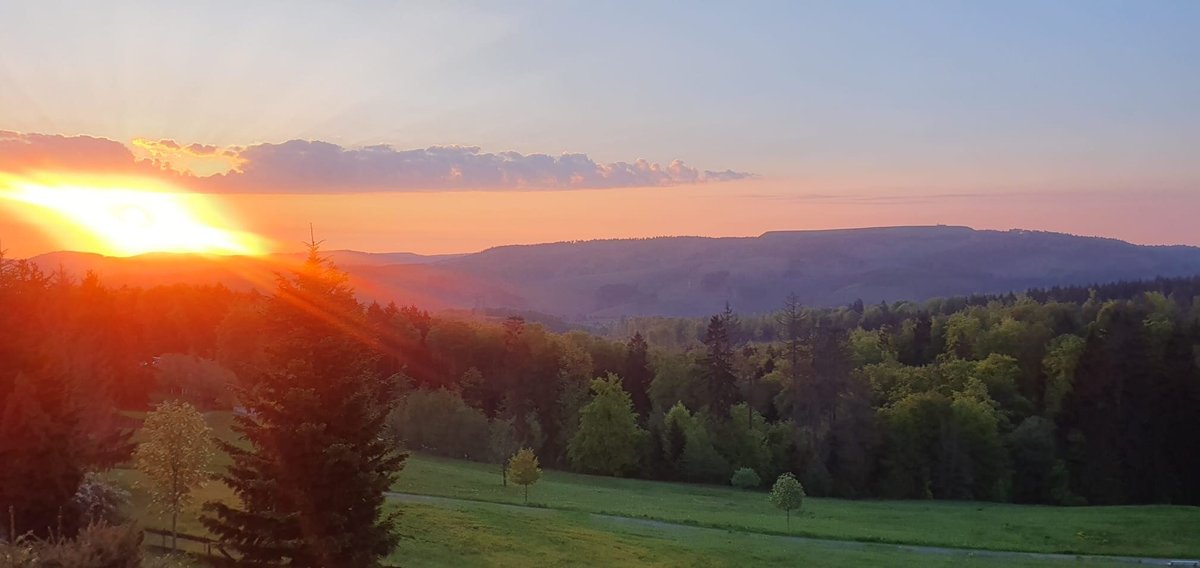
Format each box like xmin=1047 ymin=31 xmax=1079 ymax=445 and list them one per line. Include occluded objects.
xmin=2 ymin=131 xmax=754 ymax=194
xmin=130 ymin=138 xmax=245 ymax=176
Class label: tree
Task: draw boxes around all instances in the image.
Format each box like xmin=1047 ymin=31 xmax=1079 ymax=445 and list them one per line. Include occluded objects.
xmin=774 ymin=295 xmax=809 ymax=428
xmin=153 ymin=354 xmax=237 ymax=410
xmin=0 ymin=370 xmax=131 ymax=539
xmin=731 ymin=467 xmax=761 ymax=489
xmin=134 ymin=400 xmax=216 ymax=552
xmin=507 ymin=448 xmax=543 ymax=503
xmin=489 ymin=417 xmax=519 ymax=486
xmin=202 ymin=243 xmax=406 ymax=567
xmin=390 ymin=389 xmax=490 ymax=460
xmin=568 ymin=375 xmax=645 ymax=476
xmin=660 ymin=402 xmax=691 ymax=471
xmin=701 ymin=307 xmax=739 ymax=420
xmin=622 ymin=333 xmax=653 ymax=419
xmin=768 ymin=473 xmax=805 ymax=529
xmin=1041 ymin=334 xmax=1085 ymax=418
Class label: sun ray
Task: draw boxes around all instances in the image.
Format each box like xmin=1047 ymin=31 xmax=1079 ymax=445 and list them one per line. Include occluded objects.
xmin=0 ymin=171 xmax=268 ymax=256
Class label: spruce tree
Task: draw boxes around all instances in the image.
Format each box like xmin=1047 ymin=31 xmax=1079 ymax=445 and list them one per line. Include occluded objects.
xmin=622 ymin=332 xmax=653 ymax=419
xmin=203 ymin=244 xmax=406 ymax=567
xmin=701 ymin=306 xmax=739 ymax=420
xmin=0 ymin=369 xmax=130 ymax=539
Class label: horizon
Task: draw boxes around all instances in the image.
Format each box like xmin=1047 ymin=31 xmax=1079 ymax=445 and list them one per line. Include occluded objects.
xmin=17 ymin=223 xmax=1200 ymax=261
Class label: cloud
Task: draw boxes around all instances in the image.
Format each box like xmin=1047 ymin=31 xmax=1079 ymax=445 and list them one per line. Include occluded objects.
xmin=131 ymin=138 xmax=244 ymax=176
xmin=0 ymin=130 xmax=151 ymax=175
xmin=0 ymin=131 xmax=754 ymax=192
xmin=197 ymin=140 xmax=755 ymax=192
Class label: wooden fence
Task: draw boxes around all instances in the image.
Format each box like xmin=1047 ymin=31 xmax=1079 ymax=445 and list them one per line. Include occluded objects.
xmin=143 ymin=527 xmax=230 ymax=561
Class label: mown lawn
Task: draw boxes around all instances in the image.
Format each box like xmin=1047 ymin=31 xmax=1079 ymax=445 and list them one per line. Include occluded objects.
xmin=393 ymin=454 xmax=1200 ymax=559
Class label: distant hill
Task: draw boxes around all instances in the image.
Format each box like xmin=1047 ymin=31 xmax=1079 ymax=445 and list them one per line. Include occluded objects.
xmin=28 ymin=226 xmax=1200 ymax=318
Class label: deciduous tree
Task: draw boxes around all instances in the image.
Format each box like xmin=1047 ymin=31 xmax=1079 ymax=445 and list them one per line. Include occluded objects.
xmin=568 ymin=375 xmax=644 ymax=476
xmin=507 ymin=448 xmax=542 ymax=503
xmin=134 ymin=400 xmax=216 ymax=552
xmin=768 ymin=472 xmax=805 ymax=529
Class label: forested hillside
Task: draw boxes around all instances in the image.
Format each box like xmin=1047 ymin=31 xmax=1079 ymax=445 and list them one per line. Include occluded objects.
xmin=30 ymin=226 xmax=1200 ymax=318
xmin=2 ymin=251 xmax=1198 ymax=516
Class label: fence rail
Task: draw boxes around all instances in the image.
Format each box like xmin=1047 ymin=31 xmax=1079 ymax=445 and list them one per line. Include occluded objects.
xmin=143 ymin=528 xmax=230 ymax=560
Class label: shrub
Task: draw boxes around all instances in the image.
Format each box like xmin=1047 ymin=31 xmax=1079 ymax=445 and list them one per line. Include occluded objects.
xmin=71 ymin=472 xmax=132 ymax=526
xmin=1 ymin=523 xmax=145 ymax=568
xmin=389 ymin=389 xmax=490 ymax=459
xmin=731 ymin=467 xmax=762 ymax=489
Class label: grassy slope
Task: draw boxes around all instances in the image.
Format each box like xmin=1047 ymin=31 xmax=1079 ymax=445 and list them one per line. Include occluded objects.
xmin=386 ymin=498 xmax=1121 ymax=568
xmin=394 ymin=454 xmax=1200 ymax=559
xmin=114 ymin=411 xmax=1199 ymax=564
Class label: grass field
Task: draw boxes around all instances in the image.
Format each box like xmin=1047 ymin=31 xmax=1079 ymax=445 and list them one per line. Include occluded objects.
xmin=394 ymin=454 xmax=1200 ymax=559
xmin=385 ymin=497 xmax=1128 ymax=568
xmin=111 ymin=411 xmax=1200 ymax=565
xmin=111 ymin=466 xmax=1130 ymax=568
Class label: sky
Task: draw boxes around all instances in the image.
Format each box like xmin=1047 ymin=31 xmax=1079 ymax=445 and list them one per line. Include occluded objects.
xmin=0 ymin=0 xmax=1198 ymax=257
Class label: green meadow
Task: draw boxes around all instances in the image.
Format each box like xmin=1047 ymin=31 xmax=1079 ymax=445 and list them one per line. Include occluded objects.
xmin=109 ymin=412 xmax=1199 ymax=565
xmin=393 ymin=454 xmax=1200 ymax=559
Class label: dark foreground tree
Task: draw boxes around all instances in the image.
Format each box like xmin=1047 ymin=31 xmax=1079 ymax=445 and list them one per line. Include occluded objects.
xmin=203 ymin=244 xmax=406 ymax=567
xmin=0 ymin=369 xmax=131 ymax=540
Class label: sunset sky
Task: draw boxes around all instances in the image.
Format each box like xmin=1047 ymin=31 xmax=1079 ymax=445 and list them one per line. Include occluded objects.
xmin=1 ymin=1 xmax=1198 ymax=257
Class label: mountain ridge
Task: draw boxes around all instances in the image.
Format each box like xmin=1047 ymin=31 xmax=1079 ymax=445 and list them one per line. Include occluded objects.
xmin=24 ymin=226 xmax=1200 ymax=319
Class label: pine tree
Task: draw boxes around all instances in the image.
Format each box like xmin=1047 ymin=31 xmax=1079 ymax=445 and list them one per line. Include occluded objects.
xmin=774 ymin=295 xmax=808 ymax=427
xmin=0 ymin=369 xmax=130 ymax=539
xmin=0 ymin=373 xmax=64 ymax=539
xmin=701 ymin=307 xmax=738 ymax=420
xmin=202 ymin=243 xmax=406 ymax=567
xmin=622 ymin=332 xmax=653 ymax=419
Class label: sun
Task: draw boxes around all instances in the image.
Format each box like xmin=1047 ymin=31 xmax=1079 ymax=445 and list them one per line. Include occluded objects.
xmin=0 ymin=172 xmax=267 ymax=256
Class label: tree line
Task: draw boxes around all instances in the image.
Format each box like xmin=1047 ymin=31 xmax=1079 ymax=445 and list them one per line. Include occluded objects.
xmin=2 ymin=250 xmax=1199 ymax=564
xmin=369 ymin=285 xmax=1200 ymax=507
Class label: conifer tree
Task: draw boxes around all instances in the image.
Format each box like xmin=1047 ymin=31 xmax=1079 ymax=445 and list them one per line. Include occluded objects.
xmin=701 ymin=306 xmax=738 ymax=420
xmin=0 ymin=369 xmax=131 ymax=539
xmin=203 ymin=243 xmax=406 ymax=567
xmin=622 ymin=332 xmax=653 ymax=419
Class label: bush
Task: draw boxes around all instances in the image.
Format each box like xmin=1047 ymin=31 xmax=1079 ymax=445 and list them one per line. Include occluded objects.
xmin=71 ymin=472 xmax=131 ymax=526
xmin=731 ymin=467 xmax=762 ymax=489
xmin=0 ymin=523 xmax=145 ymax=568
xmin=389 ymin=389 xmax=491 ymax=459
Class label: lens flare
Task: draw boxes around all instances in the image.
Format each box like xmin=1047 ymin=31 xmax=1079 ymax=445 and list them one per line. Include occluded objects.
xmin=0 ymin=172 xmax=267 ymax=256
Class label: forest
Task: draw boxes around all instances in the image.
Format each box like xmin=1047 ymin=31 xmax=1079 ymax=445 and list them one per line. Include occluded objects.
xmin=2 ymin=247 xmax=1199 ymax=557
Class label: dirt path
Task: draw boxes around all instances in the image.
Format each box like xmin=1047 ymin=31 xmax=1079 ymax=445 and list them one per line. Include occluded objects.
xmin=385 ymin=491 xmax=1199 ymax=567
